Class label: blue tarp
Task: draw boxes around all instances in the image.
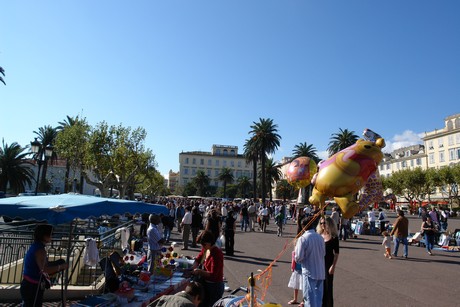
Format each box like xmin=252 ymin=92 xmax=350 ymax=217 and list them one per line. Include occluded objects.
xmin=0 ymin=193 xmax=168 ymax=225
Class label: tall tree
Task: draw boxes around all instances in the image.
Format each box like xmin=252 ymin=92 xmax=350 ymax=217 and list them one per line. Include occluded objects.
xmin=33 ymin=125 xmax=58 ymax=193
xmin=327 ymin=128 xmax=358 ymax=157
xmin=0 ymin=66 xmax=5 ymax=85
xmin=193 ymin=170 xmax=210 ymax=196
xmin=262 ymin=157 xmax=282 ymax=201
xmin=292 ymin=142 xmax=320 ymax=163
xmin=83 ymin=122 xmax=155 ymax=198
xmin=218 ymin=167 xmax=234 ymax=198
xmin=237 ymin=176 xmax=252 ymax=198
xmin=248 ymin=118 xmax=281 ymax=204
xmin=55 ymin=115 xmax=86 ymax=193
xmin=0 ymin=140 xmax=34 ymax=193
xmin=243 ymin=137 xmax=258 ymax=202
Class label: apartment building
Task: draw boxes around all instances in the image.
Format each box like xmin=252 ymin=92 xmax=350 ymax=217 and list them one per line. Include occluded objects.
xmin=178 ymin=145 xmax=253 ymax=187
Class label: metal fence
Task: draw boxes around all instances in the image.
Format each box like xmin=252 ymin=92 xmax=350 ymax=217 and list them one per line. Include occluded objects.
xmin=0 ymin=219 xmax=135 ymax=287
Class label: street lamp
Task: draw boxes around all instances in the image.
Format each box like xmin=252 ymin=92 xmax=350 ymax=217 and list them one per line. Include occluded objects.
xmin=30 ymin=138 xmax=53 ymax=195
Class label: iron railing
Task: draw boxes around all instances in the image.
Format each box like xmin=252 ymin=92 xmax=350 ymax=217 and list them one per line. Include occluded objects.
xmin=0 ymin=219 xmax=135 ymax=287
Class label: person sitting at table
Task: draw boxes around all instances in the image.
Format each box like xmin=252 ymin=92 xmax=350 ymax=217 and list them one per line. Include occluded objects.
xmin=191 ymin=230 xmax=224 ymax=307
xmin=148 ymin=281 xmax=204 ymax=307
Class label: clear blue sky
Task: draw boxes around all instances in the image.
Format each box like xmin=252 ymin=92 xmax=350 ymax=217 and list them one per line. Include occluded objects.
xmin=1 ymin=1 xmax=459 ymax=177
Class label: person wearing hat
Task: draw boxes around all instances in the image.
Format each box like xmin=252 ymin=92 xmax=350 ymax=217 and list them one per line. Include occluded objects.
xmin=21 ymin=224 xmax=68 ymax=306
xmin=147 ymin=214 xmax=165 ymax=273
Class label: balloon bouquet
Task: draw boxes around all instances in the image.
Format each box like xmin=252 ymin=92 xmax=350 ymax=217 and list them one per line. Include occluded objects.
xmin=309 ymin=128 xmax=386 ymax=218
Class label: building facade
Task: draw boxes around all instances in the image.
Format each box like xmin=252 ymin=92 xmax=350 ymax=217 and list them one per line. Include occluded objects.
xmin=178 ymin=144 xmax=253 ymax=187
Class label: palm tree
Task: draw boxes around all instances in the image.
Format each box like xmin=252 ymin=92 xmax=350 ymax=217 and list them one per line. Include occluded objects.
xmin=262 ymin=157 xmax=282 ymax=201
xmin=33 ymin=125 xmax=58 ymax=193
xmin=276 ymin=179 xmax=295 ymax=201
xmin=237 ymin=176 xmax=251 ymax=198
xmin=218 ymin=167 xmax=234 ymax=198
xmin=248 ymin=118 xmax=281 ymax=204
xmin=56 ymin=115 xmax=80 ymax=193
xmin=327 ymin=128 xmax=359 ymax=157
xmin=193 ymin=170 xmax=210 ymax=196
xmin=292 ymin=142 xmax=320 ymax=164
xmin=243 ymin=138 xmax=258 ymax=202
xmin=0 ymin=140 xmax=34 ymax=194
xmin=0 ymin=66 xmax=5 ymax=85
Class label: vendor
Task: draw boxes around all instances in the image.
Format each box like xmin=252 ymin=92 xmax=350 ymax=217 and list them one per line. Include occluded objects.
xmin=191 ymin=230 xmax=224 ymax=307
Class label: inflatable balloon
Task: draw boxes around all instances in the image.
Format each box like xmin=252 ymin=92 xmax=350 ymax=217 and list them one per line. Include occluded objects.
xmin=309 ymin=132 xmax=386 ymax=218
xmin=286 ymin=157 xmax=317 ymax=189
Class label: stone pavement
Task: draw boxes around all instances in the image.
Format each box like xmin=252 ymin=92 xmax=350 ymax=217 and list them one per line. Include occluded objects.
xmin=11 ymin=212 xmax=458 ymax=306
xmin=176 ymin=213 xmax=460 ymax=307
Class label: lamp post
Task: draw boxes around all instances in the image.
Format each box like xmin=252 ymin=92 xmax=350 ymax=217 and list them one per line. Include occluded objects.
xmin=30 ymin=138 xmax=53 ymax=195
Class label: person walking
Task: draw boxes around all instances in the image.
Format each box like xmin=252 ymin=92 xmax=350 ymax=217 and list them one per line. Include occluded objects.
xmin=381 ymin=231 xmax=393 ymax=259
xmin=367 ymin=209 xmax=376 ymax=235
xmin=176 ymin=203 xmax=185 ymax=233
xmin=390 ymin=210 xmax=409 ymax=258
xmin=317 ymin=216 xmax=339 ymax=307
xmin=295 ymin=217 xmax=325 ymax=307
xmin=191 ymin=206 xmax=203 ymax=248
xmin=421 ymin=215 xmax=436 ymax=255
xmin=181 ymin=206 xmax=193 ymax=250
xmin=224 ymin=209 xmax=236 ymax=256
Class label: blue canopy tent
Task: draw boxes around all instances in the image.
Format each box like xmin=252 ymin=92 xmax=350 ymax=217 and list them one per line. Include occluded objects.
xmin=0 ymin=193 xmax=168 ymax=225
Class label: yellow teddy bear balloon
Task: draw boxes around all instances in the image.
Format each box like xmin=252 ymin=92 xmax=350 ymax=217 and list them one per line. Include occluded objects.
xmin=309 ymin=129 xmax=385 ymax=218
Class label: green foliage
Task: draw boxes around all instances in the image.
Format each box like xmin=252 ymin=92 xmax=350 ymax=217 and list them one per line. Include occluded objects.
xmin=0 ymin=140 xmax=34 ymax=193
xmin=327 ymin=128 xmax=358 ymax=157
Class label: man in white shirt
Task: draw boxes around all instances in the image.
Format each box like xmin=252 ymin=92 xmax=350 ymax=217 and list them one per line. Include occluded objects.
xmin=367 ymin=209 xmax=376 ymax=235
xmin=181 ymin=206 xmax=193 ymax=250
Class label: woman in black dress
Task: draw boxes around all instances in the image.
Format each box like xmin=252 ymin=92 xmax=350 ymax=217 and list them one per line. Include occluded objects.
xmin=317 ymin=216 xmax=340 ymax=307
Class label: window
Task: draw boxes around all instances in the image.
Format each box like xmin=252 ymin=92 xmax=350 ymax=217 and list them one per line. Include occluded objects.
xmin=401 ymin=161 xmax=407 ymax=168
xmin=200 ymin=158 xmax=204 ymax=165
xmin=208 ymin=159 xmax=212 ymax=166
xmin=215 ymin=170 xmax=219 ymax=176
xmin=230 ymin=150 xmax=235 ymax=156
xmin=223 ymin=149 xmax=228 ymax=156
xmin=456 ymin=133 xmax=460 ymax=144
xmin=429 ymin=153 xmax=435 ymax=164
xmin=207 ymin=169 xmax=211 ymax=176
xmin=184 ymin=168 xmax=189 ymax=175
xmin=223 ymin=160 xmax=227 ymax=167
xmin=457 ymin=148 xmax=460 ymax=159
xmin=192 ymin=158 xmax=196 ymax=165
xmin=238 ymin=161 xmax=241 ymax=168
xmin=192 ymin=168 xmax=196 ymax=175
xmin=416 ymin=158 xmax=422 ymax=166
xmin=215 ymin=160 xmax=220 ymax=167
xmin=448 ymin=135 xmax=454 ymax=146
xmin=379 ymin=165 xmax=384 ymax=171
xmin=439 ymin=151 xmax=445 ymax=163
xmin=216 ymin=149 xmax=221 ymax=155
xmin=405 ymin=150 xmax=410 ymax=157
xmin=438 ymin=138 xmax=444 ymax=148
xmin=449 ymin=149 xmax=456 ymax=161
xmin=185 ymin=158 xmax=189 ymax=164
xmin=230 ymin=161 xmax=234 ymax=167
xmin=428 ymin=141 xmax=434 ymax=150
xmin=410 ymin=160 xmax=414 ymax=167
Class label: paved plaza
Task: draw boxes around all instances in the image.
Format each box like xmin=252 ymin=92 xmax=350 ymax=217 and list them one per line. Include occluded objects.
xmin=176 ymin=212 xmax=460 ymax=307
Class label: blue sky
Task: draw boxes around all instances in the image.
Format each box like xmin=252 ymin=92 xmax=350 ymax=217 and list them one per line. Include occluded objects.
xmin=1 ymin=1 xmax=459 ymax=177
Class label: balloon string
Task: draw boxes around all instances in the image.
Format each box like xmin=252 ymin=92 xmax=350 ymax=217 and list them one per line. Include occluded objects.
xmin=254 ymin=208 xmax=324 ymax=301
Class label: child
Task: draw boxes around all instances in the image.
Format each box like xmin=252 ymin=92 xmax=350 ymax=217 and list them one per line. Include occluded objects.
xmin=382 ymin=231 xmax=392 ymax=259
xmin=288 ymin=250 xmax=303 ymax=305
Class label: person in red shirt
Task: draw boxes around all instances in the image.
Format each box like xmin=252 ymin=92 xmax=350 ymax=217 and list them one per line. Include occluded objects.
xmin=191 ymin=230 xmax=224 ymax=307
